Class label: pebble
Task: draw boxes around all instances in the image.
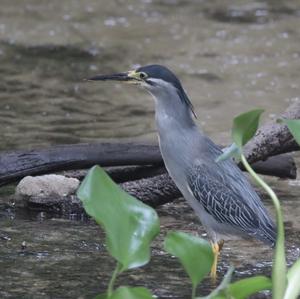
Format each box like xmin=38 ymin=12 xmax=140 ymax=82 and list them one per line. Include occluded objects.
xmin=15 ymin=174 xmax=80 ymax=199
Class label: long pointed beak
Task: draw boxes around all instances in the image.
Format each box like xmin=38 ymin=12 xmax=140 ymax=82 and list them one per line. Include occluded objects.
xmin=86 ymin=72 xmax=133 ymax=82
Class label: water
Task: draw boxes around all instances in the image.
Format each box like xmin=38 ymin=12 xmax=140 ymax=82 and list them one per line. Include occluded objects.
xmin=0 ymin=0 xmax=300 ymax=298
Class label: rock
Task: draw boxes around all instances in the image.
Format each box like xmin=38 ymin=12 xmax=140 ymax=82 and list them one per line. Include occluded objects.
xmin=16 ymin=174 xmax=80 ymax=199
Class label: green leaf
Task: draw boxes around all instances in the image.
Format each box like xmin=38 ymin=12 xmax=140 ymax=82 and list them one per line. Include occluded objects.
xmin=164 ymin=231 xmax=214 ymax=289
xmin=93 ymin=294 xmax=108 ymax=299
xmin=77 ymin=165 xmax=160 ymax=271
xmin=110 ymin=287 xmax=154 ymax=299
xmin=198 ymin=271 xmax=271 ymax=299
xmin=284 ymin=258 xmax=300 ymax=299
xmin=280 ymin=119 xmax=300 ymax=146
xmin=215 ymin=143 xmax=241 ymax=163
xmin=232 ymin=109 xmax=264 ymax=148
xmin=228 ymin=276 xmax=272 ymax=299
xmin=197 ymin=267 xmax=234 ymax=299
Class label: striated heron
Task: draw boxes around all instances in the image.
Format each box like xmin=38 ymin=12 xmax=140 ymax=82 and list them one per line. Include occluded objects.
xmin=87 ymin=64 xmax=276 ymax=279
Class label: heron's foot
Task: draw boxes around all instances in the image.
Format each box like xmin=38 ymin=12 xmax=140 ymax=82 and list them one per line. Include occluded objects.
xmin=210 ymin=240 xmax=224 ymax=283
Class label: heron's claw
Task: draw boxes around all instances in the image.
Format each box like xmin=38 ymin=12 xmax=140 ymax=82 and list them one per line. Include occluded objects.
xmin=210 ymin=240 xmax=224 ymax=283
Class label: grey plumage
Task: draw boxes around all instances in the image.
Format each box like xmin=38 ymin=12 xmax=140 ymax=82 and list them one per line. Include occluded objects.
xmin=186 ymin=137 xmax=276 ymax=246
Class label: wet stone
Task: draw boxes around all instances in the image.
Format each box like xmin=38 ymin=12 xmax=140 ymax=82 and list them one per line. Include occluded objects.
xmin=16 ymin=174 xmax=80 ymax=199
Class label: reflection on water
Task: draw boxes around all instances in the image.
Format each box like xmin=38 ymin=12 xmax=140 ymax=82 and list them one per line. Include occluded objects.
xmin=0 ymin=0 xmax=300 ymax=298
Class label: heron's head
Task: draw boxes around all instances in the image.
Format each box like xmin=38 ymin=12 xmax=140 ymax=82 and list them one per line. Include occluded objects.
xmin=87 ymin=64 xmax=196 ymax=117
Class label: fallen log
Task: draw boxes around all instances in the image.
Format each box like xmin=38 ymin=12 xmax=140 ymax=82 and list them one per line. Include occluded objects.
xmin=0 ymin=143 xmax=162 ymax=186
xmin=26 ymin=173 xmax=179 ymax=213
xmin=244 ymin=101 xmax=300 ymax=163
xmin=242 ymin=153 xmax=296 ymax=179
xmin=0 ymin=141 xmax=297 ymax=187
xmin=62 ymin=165 xmax=166 ymax=183
xmin=60 ymin=152 xmax=296 ymax=182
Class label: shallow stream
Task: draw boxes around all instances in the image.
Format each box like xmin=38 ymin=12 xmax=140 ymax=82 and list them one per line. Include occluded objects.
xmin=0 ymin=0 xmax=300 ymax=298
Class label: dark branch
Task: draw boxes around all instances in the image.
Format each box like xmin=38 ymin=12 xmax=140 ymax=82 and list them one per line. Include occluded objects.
xmin=244 ymin=101 xmax=300 ymax=164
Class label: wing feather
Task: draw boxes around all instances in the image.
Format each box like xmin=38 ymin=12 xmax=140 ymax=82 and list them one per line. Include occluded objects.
xmin=187 ymin=164 xmax=260 ymax=233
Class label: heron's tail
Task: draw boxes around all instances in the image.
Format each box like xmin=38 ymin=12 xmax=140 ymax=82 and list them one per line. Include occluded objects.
xmin=259 ymin=220 xmax=277 ymax=248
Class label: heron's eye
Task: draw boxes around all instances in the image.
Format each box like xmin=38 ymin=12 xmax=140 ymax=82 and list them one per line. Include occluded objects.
xmin=139 ymin=72 xmax=147 ymax=79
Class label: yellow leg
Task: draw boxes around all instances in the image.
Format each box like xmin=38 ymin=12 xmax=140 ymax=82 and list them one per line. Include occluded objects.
xmin=210 ymin=240 xmax=224 ymax=283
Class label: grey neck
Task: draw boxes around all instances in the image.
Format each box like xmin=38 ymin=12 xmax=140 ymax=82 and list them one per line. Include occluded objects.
xmin=149 ymin=86 xmax=203 ymax=186
xmin=150 ymin=87 xmax=197 ymax=132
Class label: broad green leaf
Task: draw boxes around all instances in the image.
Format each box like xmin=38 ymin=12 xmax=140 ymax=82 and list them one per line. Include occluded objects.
xmin=164 ymin=231 xmax=214 ymax=289
xmin=227 ymin=276 xmax=271 ymax=299
xmin=284 ymin=258 xmax=300 ymax=299
xmin=232 ymin=109 xmax=264 ymax=148
xmin=281 ymin=119 xmax=300 ymax=146
xmin=77 ymin=165 xmax=160 ymax=271
xmin=215 ymin=143 xmax=240 ymax=163
xmin=111 ymin=287 xmax=154 ymax=299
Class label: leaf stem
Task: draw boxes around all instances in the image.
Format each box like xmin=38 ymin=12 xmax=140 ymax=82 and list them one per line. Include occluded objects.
xmin=240 ymin=154 xmax=287 ymax=299
xmin=191 ymin=286 xmax=196 ymax=299
xmin=107 ymin=262 xmax=121 ymax=297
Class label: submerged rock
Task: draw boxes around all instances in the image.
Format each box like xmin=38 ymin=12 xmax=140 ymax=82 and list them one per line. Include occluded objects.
xmin=16 ymin=174 xmax=80 ymax=198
